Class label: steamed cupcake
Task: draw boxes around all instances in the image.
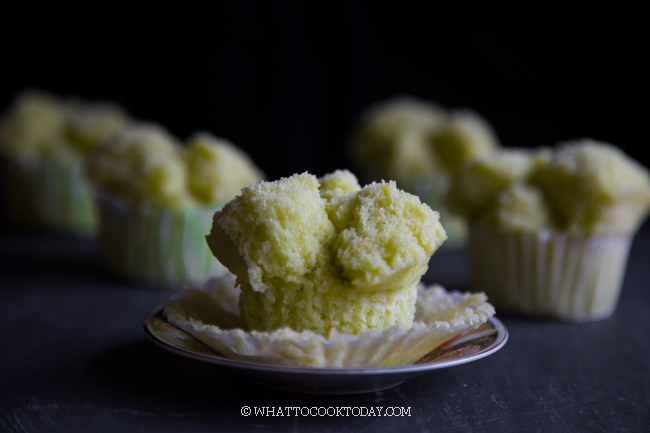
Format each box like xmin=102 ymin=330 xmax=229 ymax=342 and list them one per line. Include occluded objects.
xmin=447 ymin=140 xmax=650 ymax=321
xmin=207 ymin=170 xmax=446 ymax=336
xmin=0 ymin=91 xmax=129 ymax=235
xmin=351 ymin=96 xmax=500 ymax=247
xmin=162 ymin=170 xmax=496 ymax=367
xmin=87 ymin=124 xmax=264 ymax=286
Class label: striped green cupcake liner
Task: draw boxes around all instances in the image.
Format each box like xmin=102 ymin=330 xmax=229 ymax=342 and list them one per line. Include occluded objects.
xmin=96 ymin=191 xmax=227 ymax=287
xmin=468 ymin=225 xmax=632 ymax=322
xmin=0 ymin=156 xmax=96 ymax=235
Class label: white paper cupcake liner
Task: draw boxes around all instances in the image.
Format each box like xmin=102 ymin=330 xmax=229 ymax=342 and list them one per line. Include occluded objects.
xmin=0 ymin=156 xmax=96 ymax=235
xmin=162 ymin=274 xmax=495 ymax=367
xmin=95 ymin=190 xmax=227 ymax=287
xmin=468 ymin=225 xmax=632 ymax=322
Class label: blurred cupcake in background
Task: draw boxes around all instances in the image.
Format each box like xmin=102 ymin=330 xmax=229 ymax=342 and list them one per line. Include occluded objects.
xmin=447 ymin=140 xmax=650 ymax=321
xmin=87 ymin=124 xmax=264 ymax=287
xmin=350 ymin=96 xmax=499 ymax=248
xmin=0 ymin=90 xmax=130 ymax=235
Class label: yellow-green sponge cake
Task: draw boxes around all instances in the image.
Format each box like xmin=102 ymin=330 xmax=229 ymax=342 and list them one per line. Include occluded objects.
xmin=0 ymin=91 xmax=131 ymax=234
xmin=318 ymin=169 xmax=361 ymax=201
xmin=429 ymin=110 xmax=499 ymax=174
xmin=66 ymin=102 xmax=130 ymax=154
xmin=186 ymin=133 xmax=265 ymax=207
xmin=351 ymin=98 xmax=445 ymax=182
xmin=477 ymin=183 xmax=554 ymax=232
xmin=531 ymin=140 xmax=650 ymax=235
xmin=446 ymin=149 xmax=549 ymax=220
xmin=207 ymin=170 xmax=447 ymax=336
xmin=86 ymin=124 xmax=264 ymax=286
xmin=448 ymin=139 xmax=650 ymax=321
xmin=0 ymin=91 xmax=69 ymax=160
xmin=86 ymin=124 xmax=191 ymax=209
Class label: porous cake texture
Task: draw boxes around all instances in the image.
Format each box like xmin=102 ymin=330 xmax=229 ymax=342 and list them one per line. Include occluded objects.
xmin=207 ymin=170 xmax=447 ymax=337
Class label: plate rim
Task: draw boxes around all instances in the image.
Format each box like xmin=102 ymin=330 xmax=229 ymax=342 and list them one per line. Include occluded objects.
xmin=144 ymin=305 xmax=508 ymax=376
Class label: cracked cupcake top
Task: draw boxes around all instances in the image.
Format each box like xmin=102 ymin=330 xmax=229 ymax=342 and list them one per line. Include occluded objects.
xmin=447 ymin=140 xmax=650 ymax=235
xmin=87 ymin=124 xmax=264 ymax=210
xmin=0 ymin=91 xmax=130 ymax=162
xmin=351 ymin=97 xmax=499 ymax=183
xmin=206 ymin=170 xmax=447 ymax=335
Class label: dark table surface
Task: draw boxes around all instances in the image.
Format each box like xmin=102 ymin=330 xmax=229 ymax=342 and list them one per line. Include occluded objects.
xmin=1 ymin=220 xmax=649 ymax=433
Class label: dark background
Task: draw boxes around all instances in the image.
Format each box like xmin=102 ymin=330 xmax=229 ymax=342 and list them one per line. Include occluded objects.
xmin=3 ymin=5 xmax=647 ymax=432
xmin=0 ymin=2 xmax=623 ymax=182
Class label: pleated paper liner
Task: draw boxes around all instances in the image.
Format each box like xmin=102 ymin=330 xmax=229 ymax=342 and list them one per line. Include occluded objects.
xmin=162 ymin=274 xmax=496 ymax=367
xmin=0 ymin=156 xmax=96 ymax=235
xmin=468 ymin=225 xmax=632 ymax=322
xmin=95 ymin=190 xmax=227 ymax=287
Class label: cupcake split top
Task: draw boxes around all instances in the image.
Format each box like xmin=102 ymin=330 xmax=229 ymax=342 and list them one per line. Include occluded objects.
xmin=206 ymin=170 xmax=448 ymax=337
xmin=165 ymin=169 xmax=496 ymax=367
xmin=351 ymin=97 xmax=500 ymax=183
xmin=0 ymin=91 xmax=130 ymax=163
xmin=86 ymin=124 xmax=265 ymax=210
xmin=447 ymin=139 xmax=650 ymax=235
